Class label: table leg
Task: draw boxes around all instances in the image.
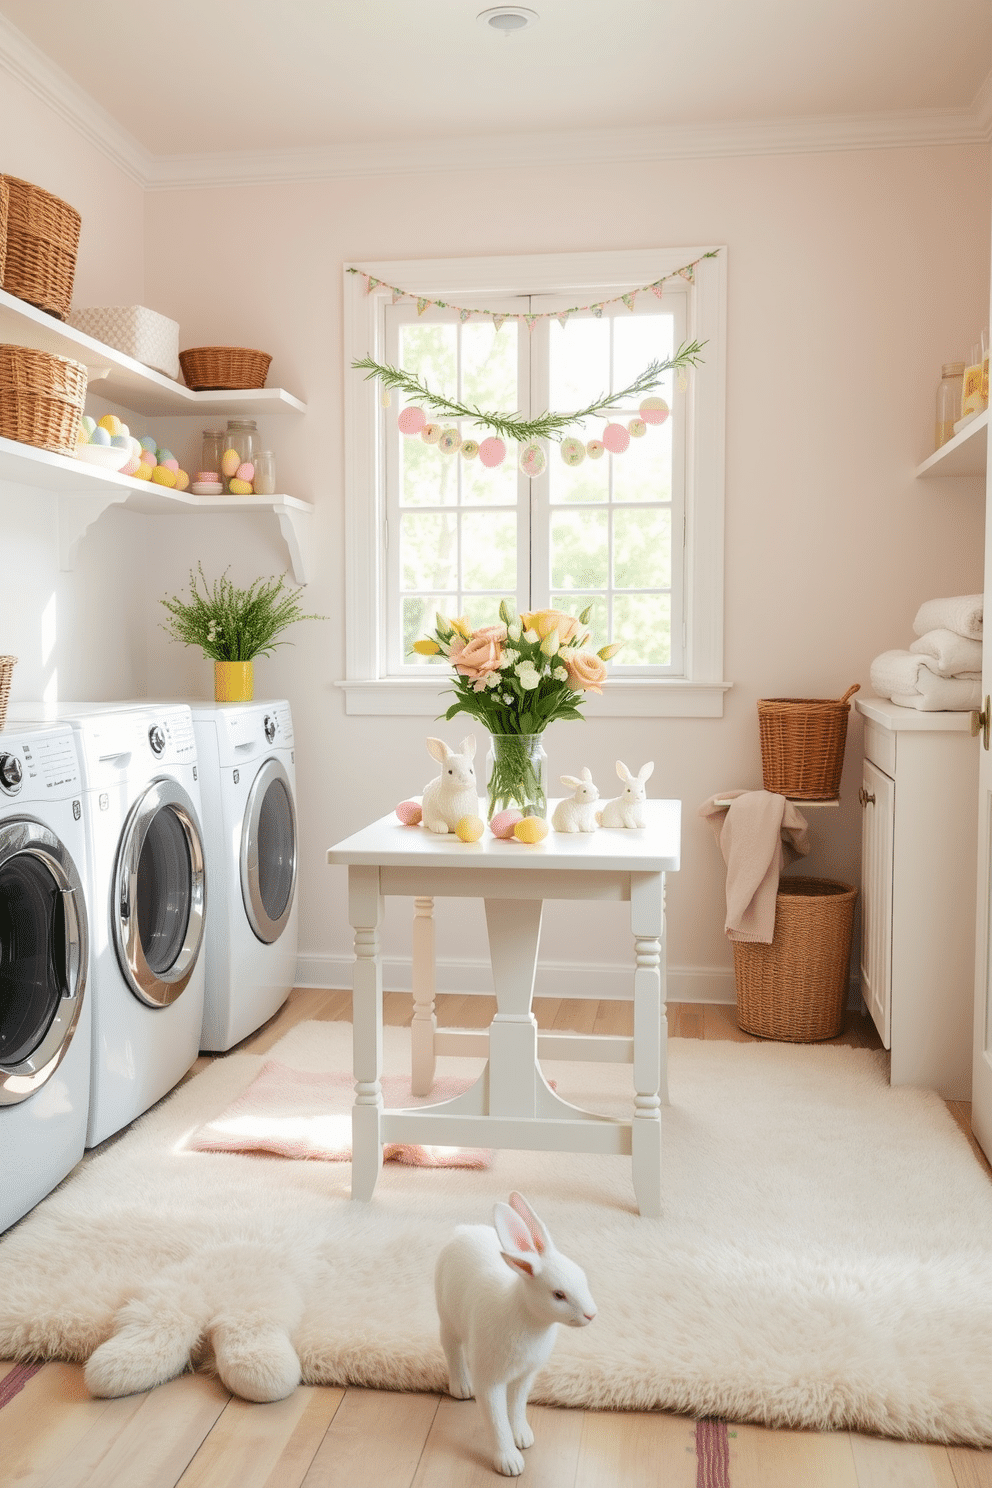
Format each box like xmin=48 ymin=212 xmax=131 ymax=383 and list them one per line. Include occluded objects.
xmin=411 ymin=896 xmax=437 ymax=1096
xmin=349 ymin=865 xmax=384 ymax=1202
xmin=630 ymin=872 xmax=665 ymax=1218
xmin=485 ymin=897 xmax=543 ymax=1119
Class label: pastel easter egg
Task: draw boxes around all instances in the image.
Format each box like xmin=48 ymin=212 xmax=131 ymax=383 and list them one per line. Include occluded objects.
xmin=156 ymin=448 xmax=174 ymax=464
xmin=628 ymin=418 xmax=647 ymax=438
xmin=221 ymin=448 xmax=241 ymax=477
xmin=75 ymin=426 xmax=90 ymax=445
xmin=174 ymin=469 xmax=190 ymax=491
xmin=120 ymin=456 xmax=141 ymax=477
xmin=586 ymin=439 xmax=605 ymax=460
xmin=437 ymin=428 xmax=462 ymax=454
xmin=460 ymin=439 xmax=480 ymax=461
xmin=90 ymin=426 xmax=111 ymax=446
xmin=395 ymin=800 xmax=423 ymax=826
xmin=489 ymin=808 xmax=523 ymax=839
xmin=140 ymin=435 xmax=157 ymax=451
xmin=560 ymin=436 xmax=585 ymax=467
xmin=639 ymin=396 xmax=669 ymax=426
xmin=150 ymin=465 xmax=177 ymax=488
xmin=478 ymin=436 xmax=506 ymax=468
xmin=236 ymin=461 xmax=254 ymax=482
xmin=519 ymin=440 xmax=546 ymax=478
xmin=421 ymin=422 xmax=442 ymax=445
xmin=602 ymin=422 xmax=630 ymax=455
xmin=110 ymin=433 xmax=131 ymax=449
xmin=398 ymin=406 xmax=427 ymax=436
xmin=514 ymin=816 xmax=549 ymax=844
xmin=79 ymin=415 xmax=96 ymax=438
xmin=98 ymin=414 xmax=122 ymax=437
xmin=228 ymin=477 xmax=253 ymax=495
xmin=163 ymin=458 xmax=179 ymax=473
xmin=456 ymin=815 xmax=485 ymax=843
xmin=131 ymin=461 xmax=152 ymax=481
xmin=139 ymin=448 xmax=157 ymax=466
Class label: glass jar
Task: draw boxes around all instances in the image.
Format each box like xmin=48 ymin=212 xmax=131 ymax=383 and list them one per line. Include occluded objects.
xmin=224 ymin=418 xmax=257 ymax=492
xmin=935 ymin=362 xmax=964 ymax=448
xmin=200 ymin=429 xmax=225 ymax=481
xmin=253 ymin=450 xmax=276 ymax=496
xmin=485 ymin=732 xmax=547 ymax=820
xmin=963 ymin=347 xmax=985 ymax=420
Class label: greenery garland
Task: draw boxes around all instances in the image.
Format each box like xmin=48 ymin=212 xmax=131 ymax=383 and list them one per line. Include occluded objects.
xmin=352 ymin=342 xmax=706 ymax=443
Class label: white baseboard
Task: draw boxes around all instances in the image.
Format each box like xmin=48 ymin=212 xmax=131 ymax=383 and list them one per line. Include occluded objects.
xmin=295 ymin=953 xmax=739 ymax=1005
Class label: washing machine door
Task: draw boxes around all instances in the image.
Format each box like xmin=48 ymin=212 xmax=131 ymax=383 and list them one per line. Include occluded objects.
xmin=0 ymin=819 xmax=88 ymax=1106
xmin=240 ymin=757 xmax=297 ymax=944
xmin=113 ymin=778 xmax=206 ymax=1009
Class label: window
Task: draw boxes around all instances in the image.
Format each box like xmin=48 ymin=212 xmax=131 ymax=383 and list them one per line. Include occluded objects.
xmin=341 ymin=248 xmax=728 ymax=717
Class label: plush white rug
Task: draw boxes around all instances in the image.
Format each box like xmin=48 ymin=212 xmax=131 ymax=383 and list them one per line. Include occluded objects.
xmin=3 ymin=1020 xmax=992 ymax=1443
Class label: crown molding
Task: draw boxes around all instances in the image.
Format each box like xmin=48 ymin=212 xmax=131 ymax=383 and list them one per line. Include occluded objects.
xmin=0 ymin=9 xmax=989 ymax=193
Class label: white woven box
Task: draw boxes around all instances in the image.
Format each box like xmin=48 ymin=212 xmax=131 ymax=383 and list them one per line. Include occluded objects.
xmin=67 ymin=304 xmax=180 ymax=380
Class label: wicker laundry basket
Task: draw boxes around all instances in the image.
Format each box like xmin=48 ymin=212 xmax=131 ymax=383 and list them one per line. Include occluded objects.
xmin=733 ymin=877 xmax=858 ymax=1042
xmin=0 ymin=656 xmax=15 ymax=732
xmin=0 ymin=176 xmax=81 ymax=320
xmin=758 ymin=684 xmax=860 ymax=800
xmin=0 ymin=178 xmax=8 ymax=290
xmin=0 ymin=344 xmax=88 ymax=454
xmin=179 ymin=346 xmax=271 ymax=391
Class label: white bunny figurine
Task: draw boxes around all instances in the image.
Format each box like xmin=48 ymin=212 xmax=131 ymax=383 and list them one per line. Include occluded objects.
xmin=421 ymin=735 xmax=479 ymax=833
xmin=596 ymin=760 xmax=654 ymax=829
xmin=434 ymin=1192 xmax=596 ymax=1477
xmin=550 ymin=767 xmax=600 ymax=833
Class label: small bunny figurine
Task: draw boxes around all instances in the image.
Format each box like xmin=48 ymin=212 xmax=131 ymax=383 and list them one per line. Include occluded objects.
xmin=596 ymin=760 xmax=654 ymax=829
xmin=421 ymin=735 xmax=479 ymax=833
xmin=434 ymin=1192 xmax=596 ymax=1477
xmin=550 ymin=767 xmax=599 ymax=833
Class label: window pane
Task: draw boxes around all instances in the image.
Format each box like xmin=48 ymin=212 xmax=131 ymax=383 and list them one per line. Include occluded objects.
xmin=613 ymin=312 xmax=674 ymax=392
xmin=551 ymin=509 xmax=608 ymax=590
xmin=612 ymin=593 xmax=671 ymax=665
xmin=403 ymin=596 xmax=451 ymax=664
xmin=462 ymin=322 xmax=517 ymax=408
xmin=463 ymin=510 xmax=516 ymax=591
xmin=548 ymin=442 xmax=609 ymax=505
xmin=462 ymin=433 xmax=519 ymax=506
xmin=549 ymin=316 xmax=610 ymax=411
xmin=611 ymin=422 xmax=672 ymax=502
xmin=614 ymin=509 xmax=671 ymax=589
xmin=401 ymin=433 xmax=459 ymax=507
xmin=401 ymin=511 xmax=457 ymax=592
xmin=461 ymin=595 xmax=505 ymax=630
xmin=551 ymin=593 xmax=608 ymax=643
xmin=399 ymin=323 xmax=456 ymax=399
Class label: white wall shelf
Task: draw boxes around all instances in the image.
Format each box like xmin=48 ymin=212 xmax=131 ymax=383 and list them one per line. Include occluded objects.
xmin=0 ymin=435 xmax=314 ymax=583
xmin=915 ymin=409 xmax=988 ymax=479
xmin=0 ymin=288 xmax=306 ymax=417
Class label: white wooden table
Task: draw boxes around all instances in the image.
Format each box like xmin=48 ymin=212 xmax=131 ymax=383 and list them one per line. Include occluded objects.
xmin=326 ymin=799 xmax=681 ymax=1216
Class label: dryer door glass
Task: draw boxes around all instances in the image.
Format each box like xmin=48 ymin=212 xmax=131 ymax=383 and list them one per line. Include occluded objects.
xmin=136 ymin=805 xmax=192 ymax=977
xmin=241 ymin=759 xmax=297 ymax=944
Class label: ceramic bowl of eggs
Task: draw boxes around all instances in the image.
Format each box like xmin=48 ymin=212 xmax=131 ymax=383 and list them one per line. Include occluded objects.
xmin=74 ymin=414 xmax=133 ymax=471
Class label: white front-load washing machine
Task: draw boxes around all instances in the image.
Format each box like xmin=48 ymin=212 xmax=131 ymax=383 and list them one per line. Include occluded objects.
xmin=190 ymin=700 xmax=298 ymax=1052
xmin=0 ymin=723 xmax=90 ymax=1231
xmin=10 ymin=701 xmax=207 ymax=1147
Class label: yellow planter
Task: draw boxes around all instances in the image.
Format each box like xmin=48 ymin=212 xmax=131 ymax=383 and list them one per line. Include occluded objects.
xmin=214 ymin=660 xmax=254 ymax=702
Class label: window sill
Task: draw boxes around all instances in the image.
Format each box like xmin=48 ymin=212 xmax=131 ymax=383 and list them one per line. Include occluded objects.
xmin=335 ymin=678 xmax=731 ymax=718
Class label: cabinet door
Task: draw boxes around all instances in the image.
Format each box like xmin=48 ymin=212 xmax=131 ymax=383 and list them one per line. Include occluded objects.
xmin=860 ymin=758 xmax=894 ymax=1049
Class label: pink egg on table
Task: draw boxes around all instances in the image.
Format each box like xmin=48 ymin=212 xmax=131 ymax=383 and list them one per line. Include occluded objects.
xmin=163 ymin=457 xmax=180 ymax=473
xmin=395 ymin=800 xmax=423 ymax=826
xmin=489 ymin=808 xmax=523 ymax=839
xmin=478 ymin=436 xmax=506 ymax=468
xmin=398 ymin=406 xmax=427 ymax=436
xmin=602 ymin=422 xmax=630 ymax=454
xmin=236 ymin=461 xmax=255 ymax=482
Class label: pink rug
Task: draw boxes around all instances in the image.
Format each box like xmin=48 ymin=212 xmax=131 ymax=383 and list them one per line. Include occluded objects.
xmin=186 ymin=1061 xmax=491 ymax=1169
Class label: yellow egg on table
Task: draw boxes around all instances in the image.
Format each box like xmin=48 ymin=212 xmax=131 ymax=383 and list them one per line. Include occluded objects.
xmin=221 ymin=448 xmax=241 ymax=477
xmin=456 ymin=815 xmax=485 ymax=842
xmin=228 ymin=477 xmax=253 ymax=495
xmin=514 ymin=816 xmax=549 ymax=844
xmin=150 ymin=465 xmax=178 ymax=488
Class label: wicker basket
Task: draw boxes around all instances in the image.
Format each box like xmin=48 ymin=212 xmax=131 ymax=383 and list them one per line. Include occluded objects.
xmin=0 ymin=656 xmax=15 ymax=732
xmin=0 ymin=178 xmax=8 ymax=291
xmin=0 ymin=176 xmax=81 ymax=321
xmin=0 ymin=345 xmax=88 ymax=454
xmin=757 ymin=684 xmax=860 ymax=800
xmin=178 ymin=346 xmax=271 ymax=391
xmin=733 ymin=877 xmax=858 ymax=1042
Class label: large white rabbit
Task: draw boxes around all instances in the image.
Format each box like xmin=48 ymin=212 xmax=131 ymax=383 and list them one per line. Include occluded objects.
xmin=596 ymin=760 xmax=654 ymax=829
xmin=421 ymin=735 xmax=479 ymax=833
xmin=434 ymin=1192 xmax=597 ymax=1477
xmin=550 ymin=767 xmax=599 ymax=833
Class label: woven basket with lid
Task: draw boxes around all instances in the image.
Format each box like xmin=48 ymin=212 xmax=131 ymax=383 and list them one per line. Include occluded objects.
xmin=0 ymin=176 xmax=81 ymax=321
xmin=757 ymin=684 xmax=860 ymax=800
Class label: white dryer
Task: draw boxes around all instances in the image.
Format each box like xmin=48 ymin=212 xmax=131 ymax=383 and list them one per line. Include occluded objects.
xmin=0 ymin=723 xmax=90 ymax=1231
xmin=10 ymin=702 xmax=207 ymax=1147
xmin=190 ymin=700 xmax=298 ymax=1052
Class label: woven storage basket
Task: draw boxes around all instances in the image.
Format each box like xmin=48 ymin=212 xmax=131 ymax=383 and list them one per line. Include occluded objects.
xmin=0 ymin=176 xmax=81 ymax=321
xmin=178 ymin=346 xmax=271 ymax=391
xmin=757 ymin=684 xmax=860 ymax=800
xmin=0 ymin=345 xmax=87 ymax=454
xmin=0 ymin=656 xmax=15 ymax=732
xmin=733 ymin=877 xmax=858 ymax=1042
xmin=0 ymin=178 xmax=8 ymax=290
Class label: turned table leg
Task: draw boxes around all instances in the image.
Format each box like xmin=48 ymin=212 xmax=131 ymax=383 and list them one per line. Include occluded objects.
xmin=349 ymin=865 xmax=384 ymax=1201
xmin=410 ymin=896 xmax=437 ymax=1096
xmin=630 ymin=871 xmax=665 ymax=1218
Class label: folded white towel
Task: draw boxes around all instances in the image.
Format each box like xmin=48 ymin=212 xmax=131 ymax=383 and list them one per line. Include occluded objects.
xmin=912 ymin=594 xmax=983 ymax=641
xmin=890 ymin=673 xmax=982 ymax=712
xmin=870 ymin=648 xmax=981 ymax=701
xmin=910 ymin=628 xmax=983 ymax=676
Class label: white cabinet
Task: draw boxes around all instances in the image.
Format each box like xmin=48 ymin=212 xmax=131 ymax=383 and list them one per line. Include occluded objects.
xmin=857 ymin=697 xmax=978 ymax=1098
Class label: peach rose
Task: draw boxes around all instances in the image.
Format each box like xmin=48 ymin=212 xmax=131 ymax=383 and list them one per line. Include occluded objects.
xmin=562 ymin=648 xmax=608 ymax=694
xmin=449 ymin=624 xmax=507 ymax=683
xmin=520 ymin=608 xmax=580 ymax=645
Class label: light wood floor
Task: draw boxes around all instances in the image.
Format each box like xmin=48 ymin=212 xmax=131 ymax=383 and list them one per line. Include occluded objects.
xmin=3 ymin=989 xmax=992 ymax=1488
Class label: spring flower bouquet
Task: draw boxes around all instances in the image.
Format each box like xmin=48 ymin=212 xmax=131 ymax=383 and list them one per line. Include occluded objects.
xmin=413 ymin=601 xmax=621 ymax=819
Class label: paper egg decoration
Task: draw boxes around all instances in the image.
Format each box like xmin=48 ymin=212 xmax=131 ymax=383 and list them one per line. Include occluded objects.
xmin=639 ymin=396 xmax=670 ymax=426
xmin=437 ymin=428 xmax=462 ymax=454
xmin=456 ymin=815 xmax=485 ymax=843
xmin=398 ymin=406 xmax=427 ymax=436
xmin=519 ymin=441 xmax=546 ymax=478
xmin=628 ymin=418 xmax=647 ymax=438
xmin=421 ymin=422 xmax=442 ymax=445
xmin=489 ymin=808 xmax=523 ymax=839
xmin=560 ymin=436 xmax=585 ymax=467
xmin=478 ymin=436 xmax=506 ymax=468
xmin=460 ymin=439 xmax=480 ymax=460
xmin=221 ymin=448 xmax=241 ymax=477
xmin=602 ymin=422 xmax=630 ymax=455
xmin=514 ymin=816 xmax=549 ymax=844
xmin=586 ymin=439 xmax=605 ymax=460
xmin=395 ymin=800 xmax=423 ymax=826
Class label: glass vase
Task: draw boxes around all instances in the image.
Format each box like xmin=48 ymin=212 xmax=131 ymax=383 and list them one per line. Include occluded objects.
xmin=485 ymin=732 xmax=547 ymax=820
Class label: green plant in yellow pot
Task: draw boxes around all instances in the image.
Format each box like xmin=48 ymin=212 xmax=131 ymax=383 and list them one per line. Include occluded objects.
xmin=160 ymin=564 xmax=324 ymax=702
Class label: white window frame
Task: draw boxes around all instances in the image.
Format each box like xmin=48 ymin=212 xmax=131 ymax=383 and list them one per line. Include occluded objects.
xmin=339 ymin=246 xmax=729 ymax=717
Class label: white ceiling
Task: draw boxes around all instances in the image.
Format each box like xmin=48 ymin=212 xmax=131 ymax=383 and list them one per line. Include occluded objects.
xmin=1 ymin=0 xmax=990 ymax=167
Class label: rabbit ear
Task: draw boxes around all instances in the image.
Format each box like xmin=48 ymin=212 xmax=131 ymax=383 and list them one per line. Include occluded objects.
xmin=580 ymin=766 xmax=592 ymax=781
xmin=559 ymin=775 xmax=581 ymax=789
xmin=615 ymin=761 xmax=632 ymax=782
xmin=508 ymin=1191 xmax=551 ymax=1255
xmin=639 ymin=761 xmax=655 ymax=781
xmin=460 ymin=734 xmax=477 ymax=760
xmin=493 ymin=1201 xmax=541 ymax=1272
xmin=426 ymin=737 xmax=451 ymax=763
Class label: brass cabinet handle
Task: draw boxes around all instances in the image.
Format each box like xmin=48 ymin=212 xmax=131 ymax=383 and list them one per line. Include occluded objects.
xmin=971 ymin=696 xmax=990 ymax=751
xmin=858 ymin=786 xmax=875 ymax=807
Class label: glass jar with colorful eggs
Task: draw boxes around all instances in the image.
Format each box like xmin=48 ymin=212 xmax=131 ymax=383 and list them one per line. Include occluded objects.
xmin=74 ymin=413 xmax=190 ymax=491
xmin=219 ymin=418 xmax=258 ymax=495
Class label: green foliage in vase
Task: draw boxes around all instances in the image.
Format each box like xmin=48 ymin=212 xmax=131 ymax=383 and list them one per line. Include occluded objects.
xmin=160 ymin=564 xmax=325 ymax=662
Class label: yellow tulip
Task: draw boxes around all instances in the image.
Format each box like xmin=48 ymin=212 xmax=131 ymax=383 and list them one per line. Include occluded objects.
xmin=412 ymin=638 xmax=441 ymax=655
xmin=540 ymin=628 xmax=561 ymax=657
xmin=598 ymin=642 xmax=624 ymax=660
